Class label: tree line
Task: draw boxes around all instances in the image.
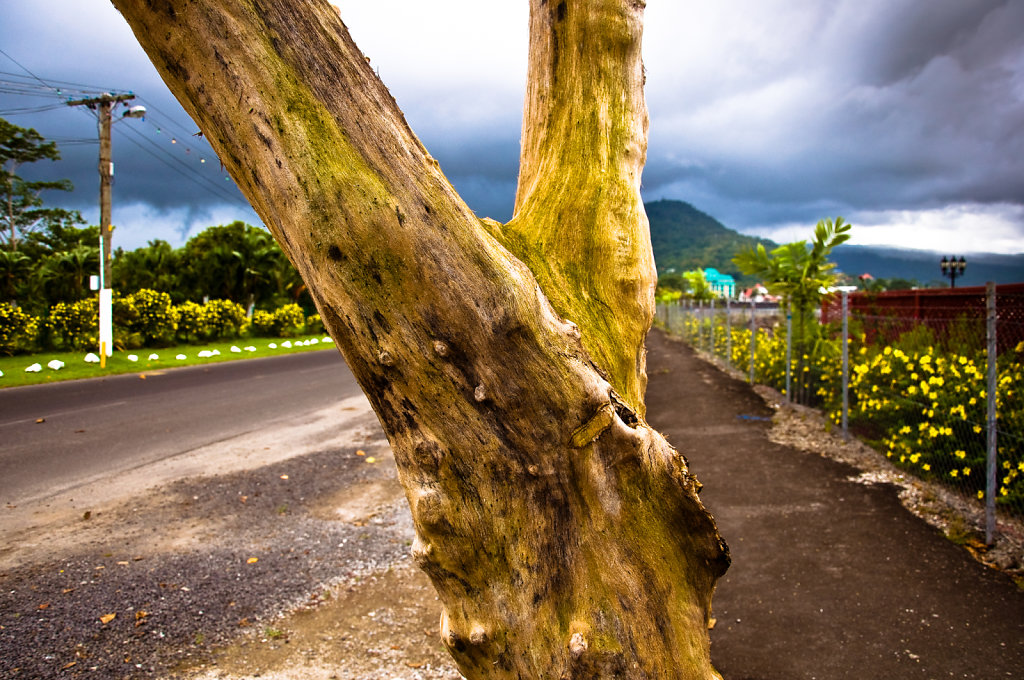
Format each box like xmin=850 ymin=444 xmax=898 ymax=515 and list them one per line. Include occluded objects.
xmin=2 ymin=117 xmax=310 ymax=316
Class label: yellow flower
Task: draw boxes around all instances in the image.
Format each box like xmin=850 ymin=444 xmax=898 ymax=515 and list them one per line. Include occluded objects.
xmin=950 ymin=470 xmax=959 ymax=478
xmin=922 ymin=463 xmax=931 ymax=471
xmin=910 ymin=453 xmax=921 ymax=464
xmin=977 ymin=490 xmax=984 ymax=499
xmin=963 ymin=467 xmax=971 ymax=476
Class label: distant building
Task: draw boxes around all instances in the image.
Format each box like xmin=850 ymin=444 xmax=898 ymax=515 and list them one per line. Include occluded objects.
xmin=738 ymin=284 xmax=779 ymax=303
xmin=702 ymin=268 xmax=736 ymax=298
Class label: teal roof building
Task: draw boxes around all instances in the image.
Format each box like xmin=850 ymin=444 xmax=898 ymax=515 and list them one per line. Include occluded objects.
xmin=703 ymin=268 xmax=736 ymax=298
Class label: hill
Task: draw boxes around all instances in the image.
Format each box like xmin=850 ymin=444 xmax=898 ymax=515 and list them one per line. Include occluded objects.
xmin=645 ymin=199 xmax=773 ymax=282
xmin=646 ymin=199 xmax=1024 ymax=287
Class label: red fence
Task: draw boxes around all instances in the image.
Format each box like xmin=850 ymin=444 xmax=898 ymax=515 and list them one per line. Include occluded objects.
xmin=821 ymin=283 xmax=1024 ymax=355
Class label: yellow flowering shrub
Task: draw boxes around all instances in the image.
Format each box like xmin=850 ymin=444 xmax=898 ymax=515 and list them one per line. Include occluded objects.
xmin=0 ymin=303 xmax=39 ymax=355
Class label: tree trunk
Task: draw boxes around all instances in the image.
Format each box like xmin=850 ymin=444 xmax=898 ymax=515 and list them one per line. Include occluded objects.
xmin=109 ymin=0 xmax=729 ymax=677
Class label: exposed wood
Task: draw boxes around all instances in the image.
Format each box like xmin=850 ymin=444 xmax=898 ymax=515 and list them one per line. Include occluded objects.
xmin=109 ymin=0 xmax=728 ymax=677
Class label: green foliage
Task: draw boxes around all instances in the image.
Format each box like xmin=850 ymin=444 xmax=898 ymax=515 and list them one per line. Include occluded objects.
xmin=46 ymin=298 xmax=98 ymax=350
xmin=683 ymin=269 xmax=715 ymax=302
xmin=0 ymin=303 xmax=38 ymax=354
xmin=112 ymin=240 xmax=181 ymax=299
xmin=1 ymin=117 xmax=79 ymax=252
xmin=734 ymin=217 xmax=851 ymax=360
xmin=202 ymin=298 xmax=247 ymax=338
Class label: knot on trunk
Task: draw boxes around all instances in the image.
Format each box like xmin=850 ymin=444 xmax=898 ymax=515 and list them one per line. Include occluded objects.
xmin=568 ymin=632 xmax=588 ymax=659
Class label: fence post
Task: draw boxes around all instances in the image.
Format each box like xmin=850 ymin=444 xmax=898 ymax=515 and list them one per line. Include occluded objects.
xmin=785 ymin=301 xmax=793 ymax=402
xmin=841 ymin=289 xmax=850 ymax=440
xmin=726 ymin=297 xmax=732 ymax=368
xmin=749 ymin=300 xmax=756 ymax=384
xmin=986 ymin=281 xmax=997 ymax=545
xmin=710 ymin=298 xmax=716 ymax=357
xmin=699 ymin=300 xmax=705 ymax=351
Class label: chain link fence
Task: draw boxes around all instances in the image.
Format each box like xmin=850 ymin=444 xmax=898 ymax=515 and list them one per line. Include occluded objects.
xmin=656 ymin=283 xmax=1024 ymax=540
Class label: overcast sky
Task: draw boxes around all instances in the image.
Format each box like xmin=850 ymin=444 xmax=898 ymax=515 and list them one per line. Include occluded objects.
xmin=2 ymin=0 xmax=1023 ymax=255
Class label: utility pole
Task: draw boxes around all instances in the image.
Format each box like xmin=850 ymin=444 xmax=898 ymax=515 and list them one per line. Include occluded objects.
xmin=66 ymin=93 xmax=144 ymax=359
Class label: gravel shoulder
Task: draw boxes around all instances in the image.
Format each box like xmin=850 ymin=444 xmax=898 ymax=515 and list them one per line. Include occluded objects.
xmin=0 ymin=396 xmax=461 ymax=680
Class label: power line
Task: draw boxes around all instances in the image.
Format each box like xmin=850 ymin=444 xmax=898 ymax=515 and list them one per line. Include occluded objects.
xmin=115 ymin=122 xmax=249 ymax=207
xmin=0 ymin=52 xmax=252 ymax=211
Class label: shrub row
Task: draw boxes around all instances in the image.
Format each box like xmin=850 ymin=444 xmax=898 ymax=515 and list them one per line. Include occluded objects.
xmin=677 ymin=313 xmax=1024 ymax=510
xmin=0 ymin=291 xmax=325 ymax=354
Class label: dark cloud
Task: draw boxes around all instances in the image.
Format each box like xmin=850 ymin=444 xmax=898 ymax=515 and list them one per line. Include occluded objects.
xmin=2 ymin=0 xmax=1022 ymax=253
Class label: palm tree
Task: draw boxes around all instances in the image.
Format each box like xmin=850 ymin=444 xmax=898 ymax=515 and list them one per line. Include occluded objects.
xmin=0 ymin=248 xmax=31 ymax=304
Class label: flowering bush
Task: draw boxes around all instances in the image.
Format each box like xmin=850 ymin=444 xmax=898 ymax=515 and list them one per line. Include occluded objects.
xmin=203 ymin=299 xmax=246 ymax=338
xmin=46 ymin=298 xmax=98 ymax=350
xmin=666 ymin=308 xmax=1024 ymax=510
xmin=271 ymin=304 xmax=306 ymax=337
xmin=250 ymin=309 xmax=275 ymax=336
xmin=127 ymin=289 xmax=177 ymax=344
xmin=0 ymin=303 xmax=39 ymax=355
xmin=842 ymin=343 xmax=1024 ymax=508
xmin=113 ymin=289 xmax=177 ymax=347
xmin=174 ymin=301 xmax=206 ymax=342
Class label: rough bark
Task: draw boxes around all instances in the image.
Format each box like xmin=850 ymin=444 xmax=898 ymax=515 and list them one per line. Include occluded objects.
xmin=109 ymin=0 xmax=728 ymax=677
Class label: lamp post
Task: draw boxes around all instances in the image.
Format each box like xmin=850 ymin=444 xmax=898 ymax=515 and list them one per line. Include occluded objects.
xmin=940 ymin=256 xmax=966 ymax=288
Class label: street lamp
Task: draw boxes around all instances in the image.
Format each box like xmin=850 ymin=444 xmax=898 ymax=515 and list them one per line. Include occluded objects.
xmin=940 ymin=256 xmax=966 ymax=288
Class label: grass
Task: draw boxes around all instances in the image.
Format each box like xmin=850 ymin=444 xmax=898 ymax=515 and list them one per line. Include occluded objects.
xmin=0 ymin=334 xmax=336 ymax=389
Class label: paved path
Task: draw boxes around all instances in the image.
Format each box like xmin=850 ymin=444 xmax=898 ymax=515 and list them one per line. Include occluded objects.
xmin=645 ymin=329 xmax=1024 ymax=680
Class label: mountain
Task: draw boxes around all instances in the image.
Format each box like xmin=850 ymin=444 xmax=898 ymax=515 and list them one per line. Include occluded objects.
xmin=645 ymin=199 xmax=774 ymax=280
xmin=645 ymin=199 xmax=1024 ymax=287
xmin=829 ymin=246 xmax=1024 ymax=287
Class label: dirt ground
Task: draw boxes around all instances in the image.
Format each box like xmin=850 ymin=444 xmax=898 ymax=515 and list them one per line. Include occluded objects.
xmin=3 ymin=329 xmax=1023 ymax=679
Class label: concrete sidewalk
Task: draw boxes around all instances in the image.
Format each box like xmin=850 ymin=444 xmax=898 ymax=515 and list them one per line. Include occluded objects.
xmin=644 ymin=329 xmax=1024 ymax=680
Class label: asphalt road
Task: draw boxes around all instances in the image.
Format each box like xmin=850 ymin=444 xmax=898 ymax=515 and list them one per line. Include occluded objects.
xmin=0 ymin=349 xmax=361 ymax=507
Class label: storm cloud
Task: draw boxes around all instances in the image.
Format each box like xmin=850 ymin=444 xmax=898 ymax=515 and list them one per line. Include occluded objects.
xmin=1 ymin=0 xmax=1022 ymax=254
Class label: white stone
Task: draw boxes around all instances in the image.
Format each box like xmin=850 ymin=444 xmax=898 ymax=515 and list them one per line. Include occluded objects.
xmin=282 ymin=341 xmax=292 ymax=348
xmin=127 ymin=354 xmax=139 ymax=362
xmin=309 ymin=338 xmax=319 ymax=345
xmin=25 ymin=363 xmax=42 ymax=373
xmin=230 ymin=345 xmax=242 ymax=353
xmin=47 ymin=360 xmax=65 ymax=370
xmin=245 ymin=346 xmax=256 ymax=352
xmin=148 ymin=353 xmax=159 ymax=361
xmin=268 ymin=343 xmax=277 ymax=349
xmin=175 ymin=354 xmax=187 ymax=360
xmin=198 ymin=350 xmax=213 ymax=358
xmin=84 ymin=353 xmax=100 ymax=363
